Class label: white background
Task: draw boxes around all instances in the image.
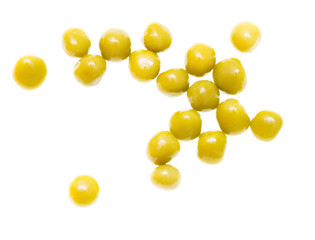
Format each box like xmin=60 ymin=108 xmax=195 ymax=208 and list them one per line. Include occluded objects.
xmin=0 ymin=0 xmax=314 ymax=239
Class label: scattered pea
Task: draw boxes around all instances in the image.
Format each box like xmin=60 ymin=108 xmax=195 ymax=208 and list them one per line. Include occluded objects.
xmin=156 ymin=68 xmax=189 ymax=96
xmin=198 ymin=131 xmax=227 ymax=164
xmin=151 ymin=165 xmax=180 ymax=189
xmin=129 ymin=50 xmax=160 ymax=81
xmin=170 ymin=109 xmax=202 ymax=140
xmin=63 ymin=28 xmax=91 ymax=57
xmin=74 ymin=55 xmax=106 ymax=86
xmin=187 ymin=80 xmax=220 ymax=111
xmin=143 ymin=23 xmax=172 ymax=53
xmin=185 ymin=43 xmax=216 ymax=77
xmin=216 ymin=99 xmax=250 ymax=135
xmin=69 ymin=175 xmax=99 ymax=206
xmin=99 ymin=29 xmax=131 ymax=61
xmin=147 ymin=131 xmax=180 ymax=165
xmin=231 ymin=22 xmax=261 ymax=52
xmin=13 ymin=55 xmax=47 ymax=90
xmin=250 ymin=111 xmax=283 ymax=141
xmin=213 ymin=58 xmax=246 ymax=94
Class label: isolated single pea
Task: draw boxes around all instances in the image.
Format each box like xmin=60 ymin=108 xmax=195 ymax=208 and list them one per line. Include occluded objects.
xmin=216 ymin=99 xmax=250 ymax=135
xmin=156 ymin=68 xmax=189 ymax=96
xmin=213 ymin=58 xmax=246 ymax=94
xmin=170 ymin=109 xmax=202 ymax=140
xmin=198 ymin=131 xmax=227 ymax=164
xmin=147 ymin=131 xmax=180 ymax=165
xmin=250 ymin=111 xmax=283 ymax=141
xmin=74 ymin=55 xmax=106 ymax=86
xmin=62 ymin=28 xmax=91 ymax=57
xmin=185 ymin=43 xmax=216 ymax=77
xmin=187 ymin=80 xmax=220 ymax=111
xmin=231 ymin=22 xmax=261 ymax=52
xmin=129 ymin=50 xmax=160 ymax=81
xmin=143 ymin=23 xmax=172 ymax=52
xmin=13 ymin=55 xmax=47 ymax=90
xmin=99 ymin=29 xmax=131 ymax=61
xmin=151 ymin=165 xmax=180 ymax=189
xmin=69 ymin=175 xmax=99 ymax=206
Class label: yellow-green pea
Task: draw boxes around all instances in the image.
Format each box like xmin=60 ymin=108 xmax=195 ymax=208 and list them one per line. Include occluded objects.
xmin=74 ymin=55 xmax=106 ymax=86
xmin=151 ymin=165 xmax=180 ymax=190
xmin=250 ymin=111 xmax=283 ymax=141
xmin=156 ymin=68 xmax=189 ymax=96
xmin=187 ymin=80 xmax=220 ymax=111
xmin=216 ymin=99 xmax=250 ymax=135
xmin=13 ymin=55 xmax=47 ymax=90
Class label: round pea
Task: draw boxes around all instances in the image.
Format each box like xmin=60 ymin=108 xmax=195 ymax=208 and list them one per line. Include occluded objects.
xmin=147 ymin=131 xmax=180 ymax=165
xmin=185 ymin=43 xmax=216 ymax=77
xmin=69 ymin=175 xmax=99 ymax=206
xmin=250 ymin=111 xmax=283 ymax=141
xmin=151 ymin=165 xmax=180 ymax=189
xmin=13 ymin=55 xmax=47 ymax=90
xmin=129 ymin=50 xmax=160 ymax=81
xmin=216 ymin=99 xmax=250 ymax=135
xmin=62 ymin=28 xmax=91 ymax=57
xmin=99 ymin=29 xmax=131 ymax=61
xmin=156 ymin=68 xmax=189 ymax=96
xmin=187 ymin=80 xmax=220 ymax=111
xmin=231 ymin=22 xmax=261 ymax=52
xmin=213 ymin=58 xmax=246 ymax=94
xmin=198 ymin=131 xmax=227 ymax=164
xmin=170 ymin=109 xmax=202 ymax=140
xmin=74 ymin=55 xmax=106 ymax=86
xmin=143 ymin=23 xmax=172 ymax=53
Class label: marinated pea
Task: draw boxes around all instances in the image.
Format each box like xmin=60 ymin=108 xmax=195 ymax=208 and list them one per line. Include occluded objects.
xmin=213 ymin=58 xmax=246 ymax=94
xmin=143 ymin=23 xmax=172 ymax=52
xmin=185 ymin=43 xmax=216 ymax=77
xmin=170 ymin=109 xmax=202 ymax=140
xmin=151 ymin=165 xmax=180 ymax=189
xmin=99 ymin=29 xmax=131 ymax=61
xmin=129 ymin=50 xmax=160 ymax=81
xmin=13 ymin=55 xmax=47 ymax=90
xmin=198 ymin=131 xmax=227 ymax=164
xmin=231 ymin=22 xmax=261 ymax=52
xmin=250 ymin=111 xmax=283 ymax=141
xmin=216 ymin=99 xmax=250 ymax=135
xmin=156 ymin=68 xmax=189 ymax=96
xmin=187 ymin=80 xmax=220 ymax=111
xmin=69 ymin=175 xmax=99 ymax=206
xmin=63 ymin=28 xmax=91 ymax=57
xmin=74 ymin=55 xmax=106 ymax=86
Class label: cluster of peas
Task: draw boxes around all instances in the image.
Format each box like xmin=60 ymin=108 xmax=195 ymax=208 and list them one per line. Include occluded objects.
xmin=13 ymin=22 xmax=283 ymax=206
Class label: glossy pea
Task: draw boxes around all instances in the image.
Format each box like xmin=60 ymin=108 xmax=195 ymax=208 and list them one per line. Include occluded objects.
xmin=143 ymin=23 xmax=172 ymax=52
xmin=13 ymin=55 xmax=47 ymax=90
xmin=129 ymin=50 xmax=160 ymax=81
xmin=156 ymin=68 xmax=189 ymax=96
xmin=231 ymin=22 xmax=261 ymax=52
xmin=216 ymin=99 xmax=250 ymax=135
xmin=170 ymin=109 xmax=202 ymax=140
xmin=147 ymin=131 xmax=180 ymax=165
xmin=63 ymin=28 xmax=91 ymax=57
xmin=185 ymin=43 xmax=216 ymax=77
xmin=151 ymin=165 xmax=180 ymax=190
xmin=187 ymin=80 xmax=220 ymax=111
xmin=74 ymin=55 xmax=106 ymax=86
xmin=69 ymin=175 xmax=99 ymax=206
xmin=99 ymin=29 xmax=131 ymax=61
xmin=198 ymin=131 xmax=227 ymax=164
xmin=250 ymin=111 xmax=283 ymax=141
xmin=213 ymin=58 xmax=246 ymax=95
